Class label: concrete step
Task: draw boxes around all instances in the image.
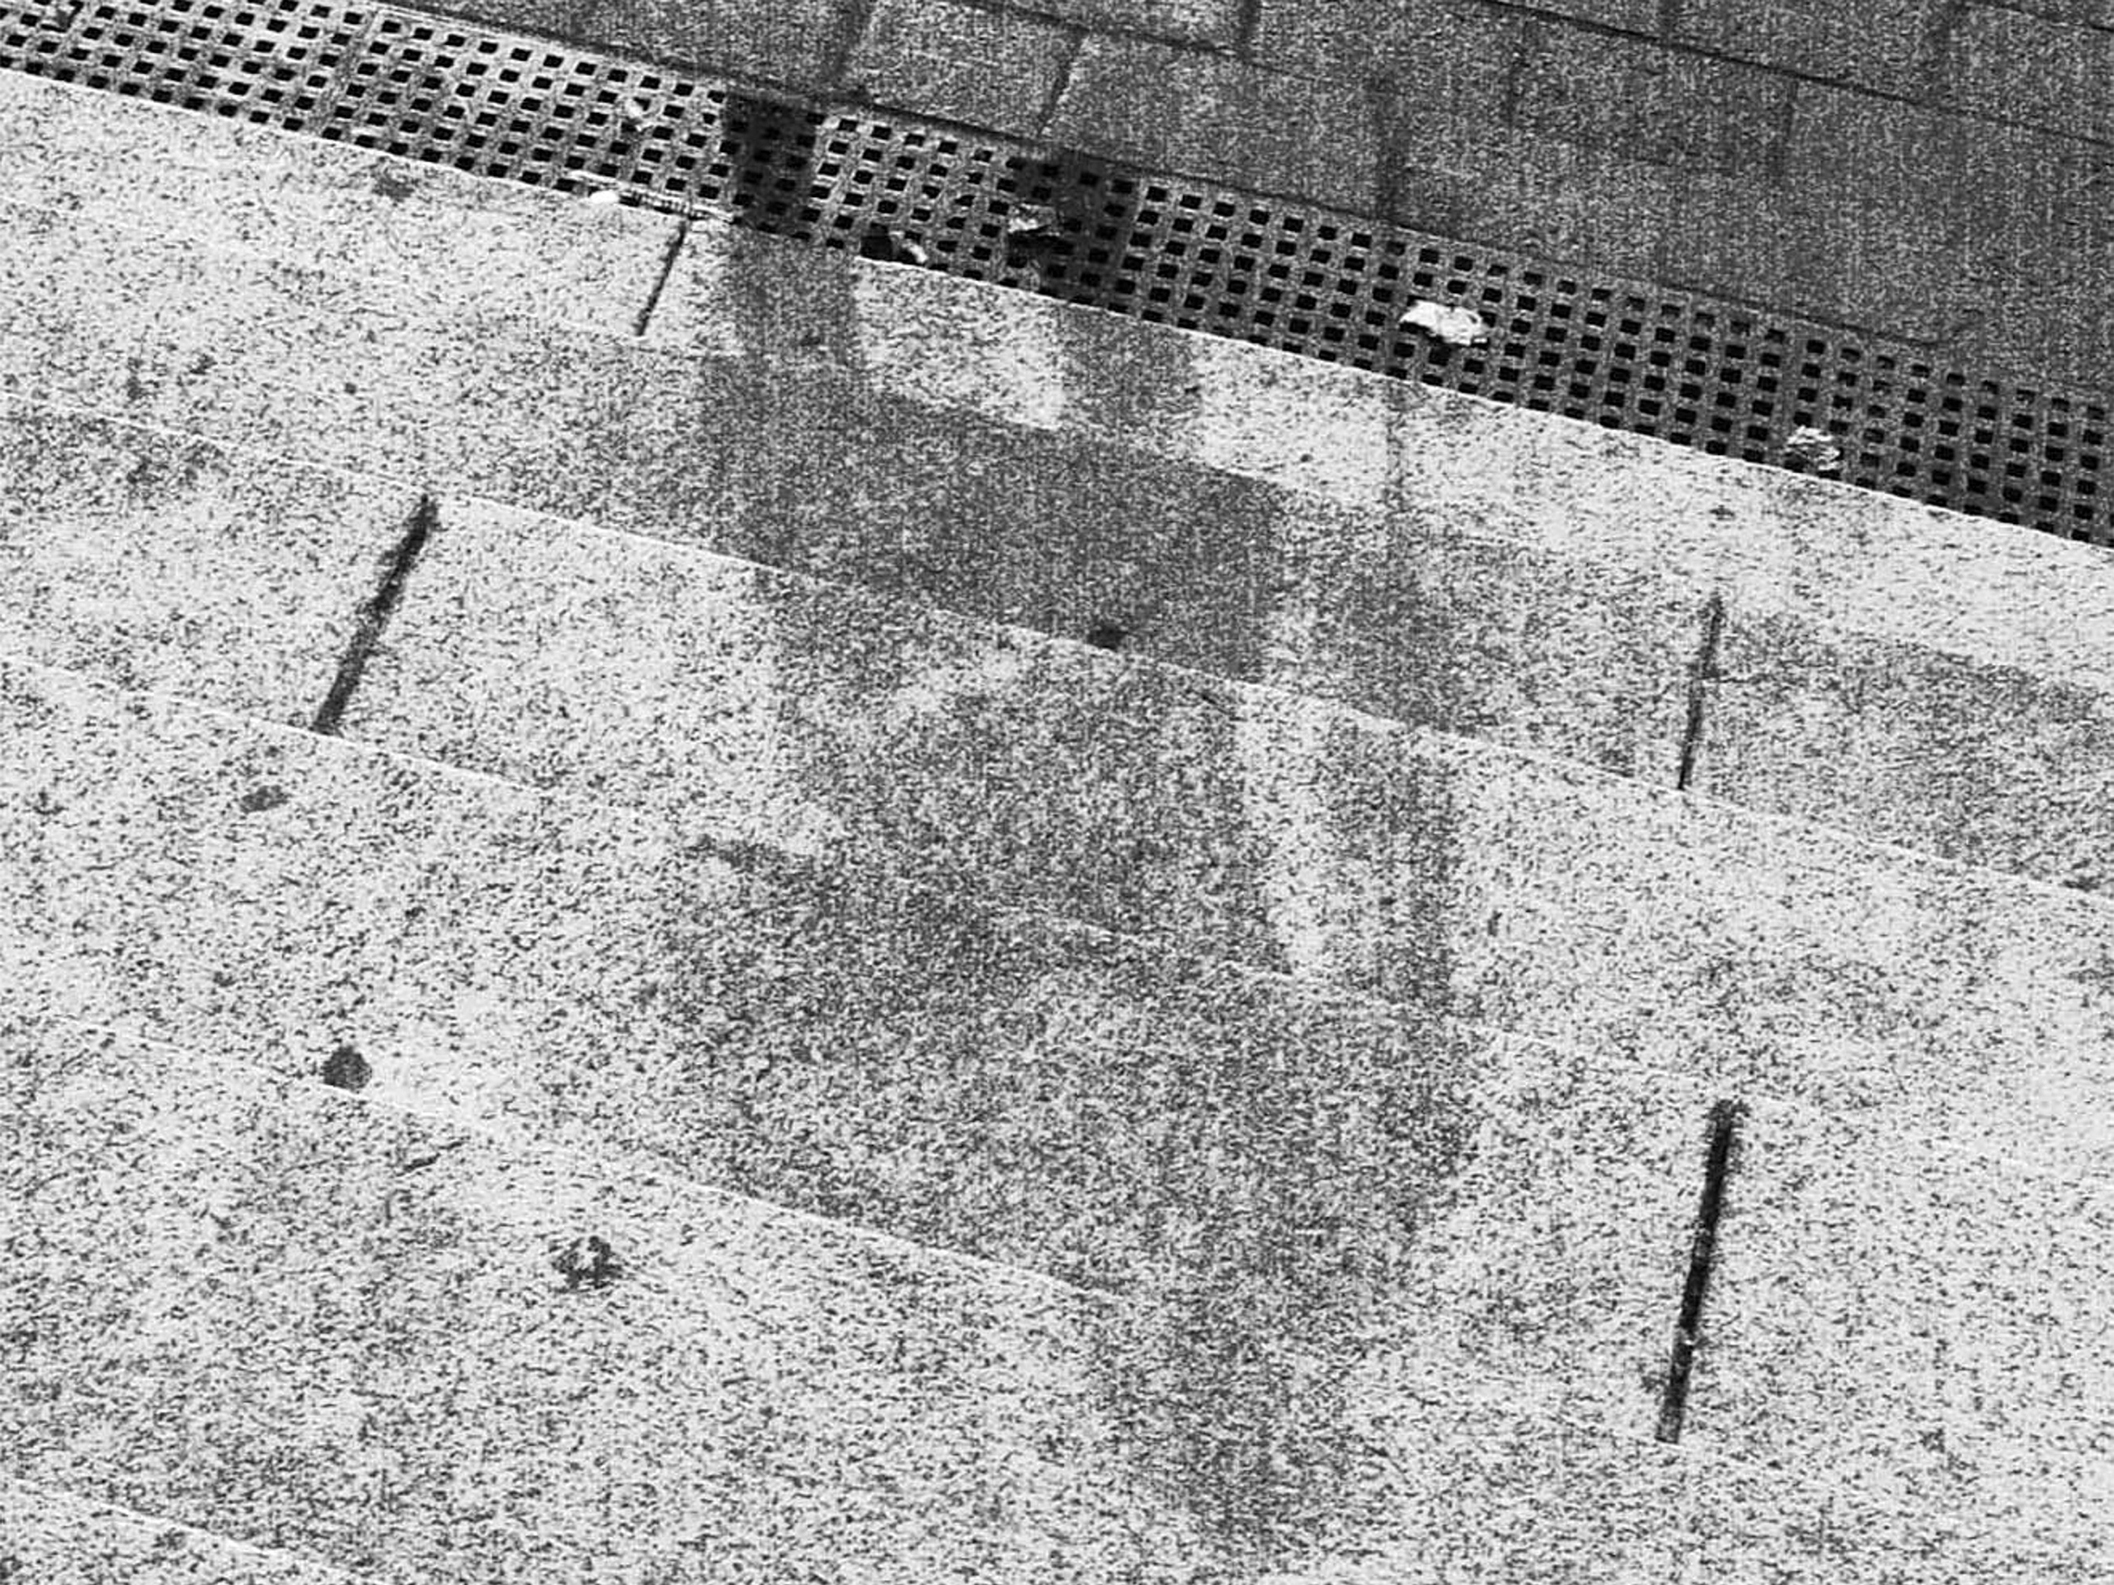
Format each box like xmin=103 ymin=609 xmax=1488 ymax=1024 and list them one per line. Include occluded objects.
xmin=3 ymin=1010 xmax=1210 ymax=1581
xmin=0 ymin=654 xmax=1717 ymax=1456
xmin=0 ymin=1478 xmax=363 ymax=1584
xmin=9 ymin=408 xmax=2114 ymax=1172
xmin=9 ymin=656 xmax=2114 ymax=1568
xmin=9 ymin=1008 xmax=2111 ymax=1580
xmin=13 ymin=70 xmax=2114 ymax=892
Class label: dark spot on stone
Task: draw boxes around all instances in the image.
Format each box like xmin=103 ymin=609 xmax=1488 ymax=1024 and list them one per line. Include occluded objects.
xmin=1711 ymin=505 xmax=1736 ymax=520
xmin=238 ymin=784 xmax=289 ymax=813
xmin=123 ymin=365 xmax=147 ymax=402
xmin=186 ymin=352 xmax=214 ymax=377
xmin=321 ymin=1043 xmax=371 ymax=1092
xmin=27 ymin=788 xmax=59 ymax=818
xmin=554 ymin=1234 xmax=621 ymax=1290
xmin=1085 ymin=622 xmax=1127 ymax=651
xmin=343 ymin=380 xmax=359 ymax=395
xmin=372 ymin=166 xmax=417 ymax=203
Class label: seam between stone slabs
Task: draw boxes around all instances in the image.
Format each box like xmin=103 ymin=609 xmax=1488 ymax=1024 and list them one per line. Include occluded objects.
xmin=1478 ymin=0 xmax=2114 ymax=152
xmin=6 ymin=996 xmax=1113 ymax=1307
xmin=0 ymin=1475 xmax=368 ymax=1583
xmin=16 ymin=389 xmax=2114 ymax=931
xmin=4 ymin=1007 xmax=1795 ymax=1476
xmin=7 ymin=643 xmax=2111 ymax=1200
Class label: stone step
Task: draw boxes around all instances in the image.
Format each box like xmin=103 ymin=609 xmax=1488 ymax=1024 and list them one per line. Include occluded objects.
xmin=0 ymin=655 xmax=1715 ymax=1461
xmin=2 ymin=1011 xmax=1207 ymax=1580
xmin=13 ymin=67 xmax=2114 ymax=892
xmin=9 ymin=656 xmax=2114 ymax=1564
xmin=0 ymin=1478 xmax=360 ymax=1585
xmin=9 ymin=1009 xmax=2109 ymax=1580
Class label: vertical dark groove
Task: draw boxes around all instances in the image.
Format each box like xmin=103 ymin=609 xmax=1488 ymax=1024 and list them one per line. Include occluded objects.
xmin=311 ymin=493 xmax=439 ymax=737
xmin=1034 ymin=27 xmax=1088 ymax=137
xmin=1675 ymin=589 xmax=1727 ymax=791
xmin=632 ymin=213 xmax=693 ymax=337
xmin=1656 ymin=1098 xmax=1743 ymax=1443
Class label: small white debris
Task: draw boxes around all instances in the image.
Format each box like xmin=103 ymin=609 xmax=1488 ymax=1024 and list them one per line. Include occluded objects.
xmin=623 ymin=95 xmax=652 ymax=123
xmin=580 ymin=186 xmax=623 ymax=208
xmin=1785 ymin=424 xmax=1844 ymax=475
xmin=900 ymin=237 xmax=930 ymax=266
xmin=1399 ymin=299 xmax=1490 ymax=347
xmin=1006 ymin=204 xmax=1059 ymax=238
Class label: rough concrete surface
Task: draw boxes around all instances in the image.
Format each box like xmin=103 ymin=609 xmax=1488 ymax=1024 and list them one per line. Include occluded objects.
xmin=0 ymin=74 xmax=681 ymax=341
xmin=1 ymin=1478 xmax=360 ymax=1584
xmin=15 ymin=181 xmax=2114 ymax=895
xmin=13 ymin=666 xmax=2114 ymax=1571
xmin=1046 ymin=35 xmax=1383 ymax=213
xmin=0 ymin=660 xmax=1719 ymax=1459
xmin=841 ymin=0 xmax=1074 ymax=134
xmin=0 ymin=405 xmax=415 ymax=726
xmin=4 ymin=1014 xmax=1207 ymax=1582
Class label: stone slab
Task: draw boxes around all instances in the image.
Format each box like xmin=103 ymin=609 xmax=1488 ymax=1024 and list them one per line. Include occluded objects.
xmin=1691 ymin=1090 xmax=2114 ymax=1560
xmin=0 ymin=661 xmax=1719 ymax=1473
xmin=2 ymin=222 xmax=1698 ymax=782
xmin=0 ymin=74 xmax=679 ymax=340
xmin=1511 ymin=22 xmax=1793 ymax=180
xmin=843 ymin=0 xmax=1074 ymax=134
xmin=2 ymin=1012 xmax=1203 ymax=1581
xmin=1695 ymin=609 xmax=2114 ymax=889
xmin=1948 ymin=3 xmax=2114 ymax=145
xmin=18 ymin=201 xmax=2114 ymax=891
xmin=20 ymin=1026 xmax=2097 ymax=1581
xmin=0 ymin=1480 xmax=361 ymax=1585
xmin=1251 ymin=0 xmax=1526 ymax=94
xmin=433 ymin=0 xmax=855 ymax=92
xmin=0 ymin=404 xmax=415 ymax=729
xmin=1045 ymin=34 xmax=1383 ymax=213
xmin=335 ymin=490 xmax=1687 ymax=945
xmin=1671 ymin=0 xmax=1957 ymax=98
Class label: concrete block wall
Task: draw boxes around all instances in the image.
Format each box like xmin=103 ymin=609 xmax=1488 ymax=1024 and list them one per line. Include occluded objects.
xmin=419 ymin=0 xmax=2114 ymax=393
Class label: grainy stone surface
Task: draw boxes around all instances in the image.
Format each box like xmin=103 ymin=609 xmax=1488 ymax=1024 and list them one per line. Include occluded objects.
xmin=0 ymin=405 xmax=413 ymax=727
xmin=1511 ymin=23 xmax=1794 ymax=180
xmin=1948 ymin=3 xmax=2114 ymax=144
xmin=21 ymin=199 xmax=2114 ymax=891
xmin=0 ymin=664 xmax=1720 ymax=1525
xmin=0 ymin=74 xmax=679 ymax=339
xmin=3 ymin=222 xmax=1698 ymax=779
xmin=336 ymin=493 xmax=1688 ymax=939
xmin=0 ymin=1479 xmax=360 ymax=1584
xmin=432 ymin=0 xmax=856 ymax=89
xmin=1029 ymin=0 xmax=1242 ymax=44
xmin=1045 ymin=35 xmax=1383 ymax=212
xmin=843 ymin=0 xmax=1074 ymax=134
xmin=1695 ymin=1091 xmax=2114 ymax=1536
xmin=1697 ymin=610 xmax=2114 ymax=887
xmin=1251 ymin=0 xmax=1526 ymax=88
xmin=2 ymin=1014 xmax=1206 ymax=1581
xmin=1672 ymin=0 xmax=1959 ymax=95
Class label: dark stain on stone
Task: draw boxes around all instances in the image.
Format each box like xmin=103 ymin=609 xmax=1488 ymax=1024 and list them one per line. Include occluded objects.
xmin=371 ymin=166 xmax=418 ymax=203
xmin=26 ymin=788 xmax=60 ymax=818
xmin=238 ymin=783 xmax=289 ymax=813
xmin=185 ymin=352 xmax=214 ymax=377
xmin=1085 ymin=621 xmax=1128 ymax=650
xmin=320 ymin=1043 xmax=371 ymax=1092
xmin=122 ymin=362 xmax=147 ymax=402
xmin=554 ymin=1234 xmax=621 ymax=1290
